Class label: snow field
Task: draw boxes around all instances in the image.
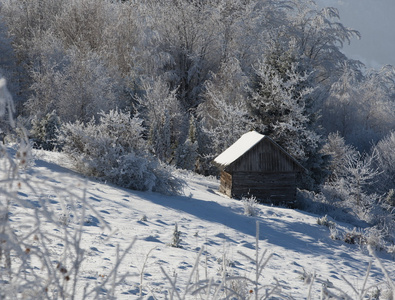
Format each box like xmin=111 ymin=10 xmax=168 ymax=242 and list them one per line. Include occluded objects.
xmin=1 ymin=149 xmax=394 ymax=299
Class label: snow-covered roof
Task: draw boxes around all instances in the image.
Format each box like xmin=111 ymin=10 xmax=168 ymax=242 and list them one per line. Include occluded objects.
xmin=213 ymin=131 xmax=265 ymax=167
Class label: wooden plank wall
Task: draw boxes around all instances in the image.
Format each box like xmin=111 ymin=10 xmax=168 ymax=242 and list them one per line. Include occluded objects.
xmin=229 ymin=139 xmax=298 ymax=173
xmin=231 ymin=171 xmax=297 ymax=204
xmin=218 ymin=138 xmax=302 ymax=206
xmin=219 ymin=171 xmax=232 ymax=197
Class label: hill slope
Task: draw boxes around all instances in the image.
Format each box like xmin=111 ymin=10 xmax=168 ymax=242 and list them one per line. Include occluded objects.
xmin=1 ymin=148 xmax=394 ymax=299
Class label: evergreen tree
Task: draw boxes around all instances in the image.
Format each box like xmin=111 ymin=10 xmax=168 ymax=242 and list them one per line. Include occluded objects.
xmin=175 ymin=116 xmax=198 ymax=171
xmin=30 ymin=110 xmax=60 ymax=150
xmin=249 ymin=51 xmax=320 ymax=163
xmin=249 ymin=50 xmax=326 ymax=188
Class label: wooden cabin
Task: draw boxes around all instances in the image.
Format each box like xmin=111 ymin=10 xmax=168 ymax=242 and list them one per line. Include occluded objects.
xmin=213 ymin=131 xmax=305 ymax=206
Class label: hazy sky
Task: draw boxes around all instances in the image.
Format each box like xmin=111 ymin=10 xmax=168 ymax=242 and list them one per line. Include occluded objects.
xmin=315 ymin=0 xmax=395 ymax=69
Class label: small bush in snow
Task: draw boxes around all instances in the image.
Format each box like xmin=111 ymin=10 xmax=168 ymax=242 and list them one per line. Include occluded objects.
xmin=298 ymin=267 xmax=315 ymax=285
xmin=216 ymin=256 xmax=235 ymax=276
xmin=169 ymin=223 xmax=182 ymax=248
xmin=295 ymin=189 xmax=332 ymax=215
xmin=343 ymin=228 xmax=367 ymax=245
xmin=387 ymin=245 xmax=395 ymax=259
xmin=58 ymin=109 xmax=185 ymax=195
xmin=329 ymin=225 xmax=341 ymax=241
xmin=365 ymin=227 xmax=386 ymax=251
xmin=317 ymin=215 xmax=336 ymax=228
xmin=242 ymin=195 xmax=258 ymax=216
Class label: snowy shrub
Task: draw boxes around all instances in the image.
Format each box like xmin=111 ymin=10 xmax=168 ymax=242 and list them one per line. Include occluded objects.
xmin=316 ymin=215 xmax=342 ymax=241
xmin=58 ymin=109 xmax=185 ymax=195
xmin=342 ymin=226 xmax=389 ymax=252
xmin=329 ymin=225 xmax=341 ymax=241
xmin=388 ymin=245 xmax=395 ymax=259
xmin=319 ymin=139 xmax=386 ymax=226
xmin=296 ymin=189 xmax=332 ymax=214
xmin=317 ymin=215 xmax=335 ymax=229
xmin=149 ymin=162 xmax=185 ymax=195
xmin=343 ymin=228 xmax=366 ymax=245
xmin=373 ymin=191 xmax=395 ymax=243
xmin=104 ymin=151 xmax=157 ymax=192
xmin=242 ymin=195 xmax=259 ymax=216
xmin=168 ymin=223 xmax=182 ymax=248
xmin=365 ymin=227 xmax=386 ymax=251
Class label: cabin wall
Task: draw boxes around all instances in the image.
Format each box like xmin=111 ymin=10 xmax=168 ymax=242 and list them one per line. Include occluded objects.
xmin=229 ymin=139 xmax=297 ymax=173
xmin=230 ymin=171 xmax=297 ymax=205
xmin=219 ymin=171 xmax=232 ymax=197
xmin=217 ymin=137 xmax=302 ymax=206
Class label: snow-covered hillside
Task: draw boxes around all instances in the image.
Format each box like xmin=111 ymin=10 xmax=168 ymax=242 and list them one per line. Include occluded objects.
xmin=1 ymin=148 xmax=394 ymax=299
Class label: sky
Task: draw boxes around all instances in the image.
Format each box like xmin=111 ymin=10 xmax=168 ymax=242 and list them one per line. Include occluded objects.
xmin=316 ymin=0 xmax=395 ymax=69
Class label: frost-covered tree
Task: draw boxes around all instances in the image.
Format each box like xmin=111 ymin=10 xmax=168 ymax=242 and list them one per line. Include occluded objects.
xmin=136 ymin=77 xmax=186 ymax=164
xmin=0 ymin=78 xmax=14 ymax=128
xmin=0 ymin=0 xmax=64 ymax=107
xmin=322 ymin=64 xmax=360 ymax=141
xmin=249 ymin=52 xmax=320 ymax=163
xmin=30 ymin=110 xmax=60 ymax=150
xmin=323 ymin=64 xmax=395 ymax=151
xmin=0 ymin=75 xmax=14 ymax=138
xmin=248 ymin=49 xmax=328 ymax=188
xmin=26 ymin=47 xmax=117 ymax=122
xmin=98 ymin=3 xmax=139 ymax=78
xmin=344 ymin=151 xmax=381 ymax=207
xmin=0 ymin=18 xmax=21 ymax=109
xmin=320 ymin=133 xmax=384 ymax=223
xmin=355 ymin=66 xmax=395 ymax=147
xmin=287 ymin=1 xmax=361 ymax=85
xmin=210 ymin=0 xmax=280 ymax=69
xmin=198 ymin=58 xmax=252 ymax=155
xmin=372 ymin=131 xmax=395 ymax=194
xmin=138 ymin=0 xmax=221 ymax=109
xmin=321 ymin=132 xmax=357 ymax=181
xmin=54 ymin=0 xmax=108 ymax=52
xmin=175 ymin=116 xmax=199 ymax=171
